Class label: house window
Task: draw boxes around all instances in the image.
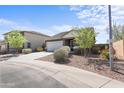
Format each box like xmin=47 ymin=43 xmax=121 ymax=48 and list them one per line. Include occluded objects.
xmin=27 ymin=42 xmax=31 ymax=48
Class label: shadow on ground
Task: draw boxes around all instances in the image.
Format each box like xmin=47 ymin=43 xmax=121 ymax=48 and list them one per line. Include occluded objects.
xmin=0 ymin=54 xmax=20 ymax=61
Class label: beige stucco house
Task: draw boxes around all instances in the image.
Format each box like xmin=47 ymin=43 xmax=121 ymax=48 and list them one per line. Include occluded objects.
xmin=0 ymin=40 xmax=7 ymax=54
xmin=46 ymin=30 xmax=76 ymax=52
xmin=46 ymin=28 xmax=95 ymax=52
xmin=3 ymin=31 xmax=51 ymax=53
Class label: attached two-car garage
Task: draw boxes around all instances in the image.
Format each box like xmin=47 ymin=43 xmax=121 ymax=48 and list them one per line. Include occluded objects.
xmin=46 ymin=40 xmax=63 ymax=52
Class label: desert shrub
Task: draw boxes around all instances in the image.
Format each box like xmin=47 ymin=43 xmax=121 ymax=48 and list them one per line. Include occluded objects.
xmin=36 ymin=47 xmax=43 ymax=52
xmin=60 ymin=46 xmax=70 ymax=53
xmin=100 ymin=46 xmax=116 ymax=60
xmin=54 ymin=48 xmax=69 ymax=63
xmin=100 ymin=50 xmax=109 ymax=60
xmin=22 ymin=48 xmax=32 ymax=54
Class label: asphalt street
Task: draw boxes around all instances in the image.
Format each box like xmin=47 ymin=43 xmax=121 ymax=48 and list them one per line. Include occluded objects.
xmin=0 ymin=62 xmax=66 ymax=88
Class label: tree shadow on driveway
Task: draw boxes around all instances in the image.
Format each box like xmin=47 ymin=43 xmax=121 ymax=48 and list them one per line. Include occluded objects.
xmin=0 ymin=54 xmax=20 ymax=61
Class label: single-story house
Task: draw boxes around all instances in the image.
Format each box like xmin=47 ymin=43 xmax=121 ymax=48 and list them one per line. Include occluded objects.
xmin=46 ymin=28 xmax=95 ymax=52
xmin=3 ymin=30 xmax=51 ymax=53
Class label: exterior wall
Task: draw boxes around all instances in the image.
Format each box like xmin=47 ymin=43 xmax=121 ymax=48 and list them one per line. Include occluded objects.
xmin=0 ymin=44 xmax=6 ymax=51
xmin=113 ymin=40 xmax=124 ymax=60
xmin=24 ymin=32 xmax=50 ymax=51
xmin=0 ymin=44 xmax=8 ymax=54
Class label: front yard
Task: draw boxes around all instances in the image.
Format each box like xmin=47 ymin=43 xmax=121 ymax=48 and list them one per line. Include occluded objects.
xmin=37 ymin=54 xmax=124 ymax=82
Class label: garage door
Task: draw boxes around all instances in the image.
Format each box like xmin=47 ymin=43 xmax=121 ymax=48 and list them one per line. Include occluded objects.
xmin=46 ymin=40 xmax=63 ymax=52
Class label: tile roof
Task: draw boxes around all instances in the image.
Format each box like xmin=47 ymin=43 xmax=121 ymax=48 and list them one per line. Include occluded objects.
xmin=49 ymin=29 xmax=78 ymax=40
xmin=0 ymin=40 xmax=5 ymax=45
xmin=46 ymin=27 xmax=94 ymax=41
xmin=3 ymin=30 xmax=51 ymax=37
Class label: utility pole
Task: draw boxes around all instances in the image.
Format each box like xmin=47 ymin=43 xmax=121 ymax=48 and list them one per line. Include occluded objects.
xmin=108 ymin=5 xmax=113 ymax=70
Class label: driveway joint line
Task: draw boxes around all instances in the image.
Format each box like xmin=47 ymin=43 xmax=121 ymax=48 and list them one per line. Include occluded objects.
xmin=99 ymin=79 xmax=112 ymax=88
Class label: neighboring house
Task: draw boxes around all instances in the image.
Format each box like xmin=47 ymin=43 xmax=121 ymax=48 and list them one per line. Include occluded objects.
xmin=3 ymin=31 xmax=51 ymax=52
xmin=0 ymin=40 xmax=7 ymax=54
xmin=46 ymin=28 xmax=95 ymax=52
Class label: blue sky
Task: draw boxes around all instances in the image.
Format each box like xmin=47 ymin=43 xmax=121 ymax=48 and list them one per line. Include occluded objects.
xmin=0 ymin=5 xmax=124 ymax=43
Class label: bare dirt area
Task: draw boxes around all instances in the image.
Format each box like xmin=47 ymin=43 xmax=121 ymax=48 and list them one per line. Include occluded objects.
xmin=37 ymin=54 xmax=124 ymax=82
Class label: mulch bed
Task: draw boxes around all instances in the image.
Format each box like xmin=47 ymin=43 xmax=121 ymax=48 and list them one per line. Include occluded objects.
xmin=37 ymin=54 xmax=124 ymax=82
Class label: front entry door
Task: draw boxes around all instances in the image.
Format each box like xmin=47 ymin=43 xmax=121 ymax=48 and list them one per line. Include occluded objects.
xmin=0 ymin=46 xmax=1 ymax=51
xmin=70 ymin=40 xmax=74 ymax=51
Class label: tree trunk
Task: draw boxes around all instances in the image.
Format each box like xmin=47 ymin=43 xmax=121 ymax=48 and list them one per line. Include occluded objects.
xmin=16 ymin=48 xmax=19 ymax=54
xmin=88 ymin=48 xmax=91 ymax=57
xmin=80 ymin=48 xmax=83 ymax=56
xmin=84 ymin=48 xmax=86 ymax=57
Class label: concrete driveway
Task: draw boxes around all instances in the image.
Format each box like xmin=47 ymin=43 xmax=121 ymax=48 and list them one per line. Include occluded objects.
xmin=0 ymin=52 xmax=124 ymax=88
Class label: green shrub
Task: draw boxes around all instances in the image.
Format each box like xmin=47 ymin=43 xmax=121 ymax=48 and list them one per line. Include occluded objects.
xmin=54 ymin=48 xmax=69 ymax=63
xmin=100 ymin=50 xmax=109 ymax=60
xmin=22 ymin=48 xmax=32 ymax=54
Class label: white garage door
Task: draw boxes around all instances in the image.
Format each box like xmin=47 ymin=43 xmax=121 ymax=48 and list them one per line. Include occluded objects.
xmin=46 ymin=40 xmax=63 ymax=52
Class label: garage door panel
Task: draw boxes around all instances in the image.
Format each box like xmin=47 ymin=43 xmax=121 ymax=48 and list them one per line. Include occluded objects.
xmin=46 ymin=41 xmax=63 ymax=52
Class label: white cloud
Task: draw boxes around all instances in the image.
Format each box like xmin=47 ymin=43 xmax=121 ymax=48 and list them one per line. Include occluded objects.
xmin=111 ymin=6 xmax=124 ymax=24
xmin=14 ymin=26 xmax=56 ymax=36
xmin=51 ymin=25 xmax=72 ymax=33
xmin=0 ymin=18 xmax=74 ymax=37
xmin=70 ymin=5 xmax=124 ymax=26
xmin=13 ymin=24 xmax=74 ymax=36
xmin=70 ymin=5 xmax=82 ymax=11
xmin=0 ymin=35 xmax=4 ymax=40
xmin=0 ymin=18 xmax=55 ymax=36
xmin=1 ymin=5 xmax=124 ymax=44
xmin=0 ymin=18 xmax=16 ymax=26
xmin=70 ymin=5 xmax=124 ymax=43
xmin=71 ymin=5 xmax=108 ymax=26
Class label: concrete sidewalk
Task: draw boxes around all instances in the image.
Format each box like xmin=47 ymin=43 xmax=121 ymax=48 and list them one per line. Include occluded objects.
xmin=2 ymin=52 xmax=124 ymax=88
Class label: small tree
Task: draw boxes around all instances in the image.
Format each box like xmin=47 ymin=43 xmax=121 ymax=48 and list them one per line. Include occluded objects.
xmin=74 ymin=27 xmax=96 ymax=56
xmin=106 ymin=22 xmax=124 ymax=42
xmin=112 ymin=23 xmax=124 ymax=42
xmin=5 ymin=30 xmax=26 ymax=53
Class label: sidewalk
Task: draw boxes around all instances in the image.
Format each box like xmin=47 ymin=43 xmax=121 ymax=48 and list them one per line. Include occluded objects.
xmin=5 ymin=52 xmax=124 ymax=88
